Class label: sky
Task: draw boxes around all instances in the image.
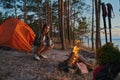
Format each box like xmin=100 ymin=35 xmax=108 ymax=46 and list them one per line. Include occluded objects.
xmin=85 ymin=0 xmax=120 ymax=38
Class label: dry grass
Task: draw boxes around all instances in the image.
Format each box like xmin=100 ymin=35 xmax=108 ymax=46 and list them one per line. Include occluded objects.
xmin=0 ymin=48 xmax=94 ymax=80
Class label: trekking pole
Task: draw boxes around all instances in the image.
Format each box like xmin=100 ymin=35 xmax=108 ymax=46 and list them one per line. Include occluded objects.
xmin=101 ymin=3 xmax=108 ymax=43
xmin=119 ymin=0 xmax=120 ymax=14
xmin=107 ymin=3 xmax=113 ymax=43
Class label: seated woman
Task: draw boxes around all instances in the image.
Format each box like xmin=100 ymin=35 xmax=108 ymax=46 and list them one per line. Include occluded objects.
xmin=34 ymin=24 xmax=54 ymax=60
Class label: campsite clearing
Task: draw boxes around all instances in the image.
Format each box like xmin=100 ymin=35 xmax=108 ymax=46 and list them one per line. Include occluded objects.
xmin=0 ymin=48 xmax=94 ymax=80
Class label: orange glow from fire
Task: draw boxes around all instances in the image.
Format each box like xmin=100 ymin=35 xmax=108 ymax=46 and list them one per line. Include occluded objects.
xmin=71 ymin=40 xmax=81 ymax=65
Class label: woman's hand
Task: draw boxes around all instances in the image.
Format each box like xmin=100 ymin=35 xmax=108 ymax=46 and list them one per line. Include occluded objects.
xmin=42 ymin=40 xmax=46 ymax=45
xmin=51 ymin=44 xmax=54 ymax=48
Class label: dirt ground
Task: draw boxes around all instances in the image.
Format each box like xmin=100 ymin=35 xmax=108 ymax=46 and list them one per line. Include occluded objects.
xmin=0 ymin=48 xmax=95 ymax=80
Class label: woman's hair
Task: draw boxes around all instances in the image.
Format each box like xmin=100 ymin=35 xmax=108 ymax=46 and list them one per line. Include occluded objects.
xmin=41 ymin=24 xmax=50 ymax=35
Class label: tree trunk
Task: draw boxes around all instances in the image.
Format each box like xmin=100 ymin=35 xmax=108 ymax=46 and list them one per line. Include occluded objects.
xmin=91 ymin=0 xmax=94 ymax=50
xmin=73 ymin=7 xmax=76 ymax=44
xmin=45 ymin=0 xmax=48 ymax=23
xmin=14 ymin=0 xmax=17 ymax=18
xmin=67 ymin=0 xmax=71 ymax=44
xmin=24 ymin=0 xmax=27 ymax=22
xmin=95 ymin=0 xmax=101 ymax=50
xmin=58 ymin=0 xmax=61 ymax=47
xmin=50 ymin=0 xmax=53 ymax=38
xmin=61 ymin=0 xmax=65 ymax=49
xmin=37 ymin=0 xmax=42 ymax=37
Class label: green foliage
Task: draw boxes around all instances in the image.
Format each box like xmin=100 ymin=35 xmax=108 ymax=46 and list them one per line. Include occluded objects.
xmin=96 ymin=43 xmax=120 ymax=65
xmin=0 ymin=13 xmax=5 ymax=25
xmin=0 ymin=0 xmax=90 ymax=39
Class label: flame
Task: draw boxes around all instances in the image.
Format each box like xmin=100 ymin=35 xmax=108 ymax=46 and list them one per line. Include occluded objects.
xmin=71 ymin=40 xmax=81 ymax=65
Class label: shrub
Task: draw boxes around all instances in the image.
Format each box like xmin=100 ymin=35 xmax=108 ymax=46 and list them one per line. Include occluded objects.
xmin=96 ymin=43 xmax=120 ymax=65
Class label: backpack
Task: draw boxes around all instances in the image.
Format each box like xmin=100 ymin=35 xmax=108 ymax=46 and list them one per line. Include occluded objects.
xmin=94 ymin=64 xmax=120 ymax=80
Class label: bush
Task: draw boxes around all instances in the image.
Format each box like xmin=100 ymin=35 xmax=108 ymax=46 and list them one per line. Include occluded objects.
xmin=96 ymin=43 xmax=120 ymax=65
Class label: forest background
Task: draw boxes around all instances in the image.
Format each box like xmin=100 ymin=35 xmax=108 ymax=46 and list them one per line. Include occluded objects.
xmin=0 ymin=0 xmax=92 ymax=50
xmin=1 ymin=0 xmax=119 ymax=51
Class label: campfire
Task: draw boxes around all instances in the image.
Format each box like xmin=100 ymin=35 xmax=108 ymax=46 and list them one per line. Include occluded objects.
xmin=58 ymin=40 xmax=94 ymax=74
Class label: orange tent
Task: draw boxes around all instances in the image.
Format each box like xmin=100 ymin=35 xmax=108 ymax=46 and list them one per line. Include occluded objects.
xmin=0 ymin=18 xmax=35 ymax=52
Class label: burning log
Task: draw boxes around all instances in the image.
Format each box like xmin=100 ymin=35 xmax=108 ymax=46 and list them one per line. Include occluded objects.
xmin=58 ymin=40 xmax=94 ymax=73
